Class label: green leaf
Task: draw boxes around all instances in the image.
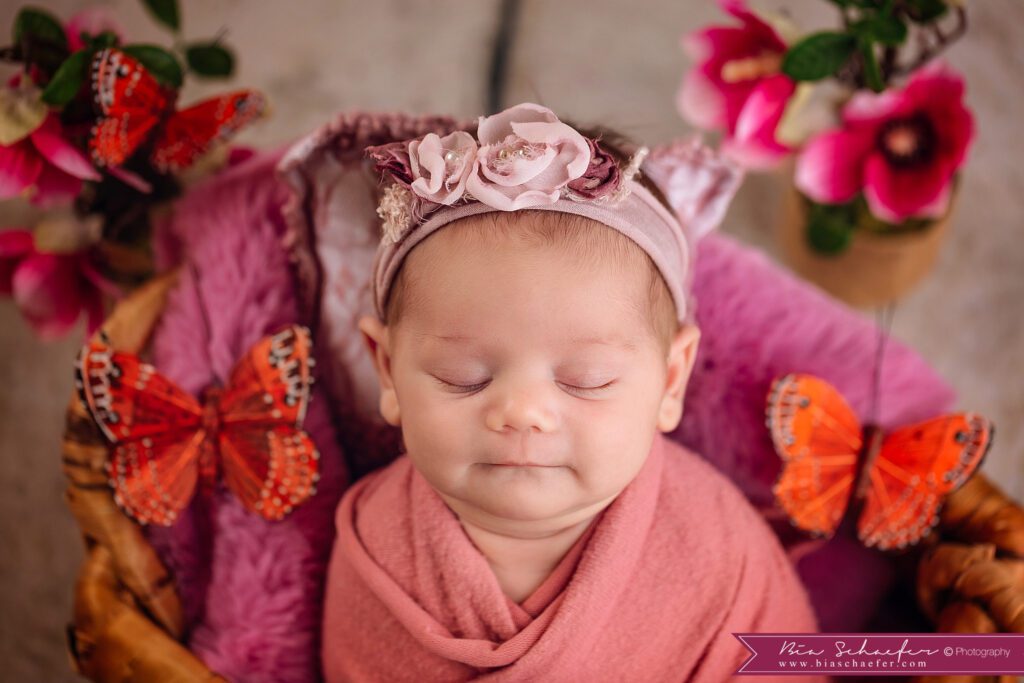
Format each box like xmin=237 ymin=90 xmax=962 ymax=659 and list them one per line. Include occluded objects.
xmin=185 ymin=42 xmax=234 ymax=77
xmin=84 ymin=30 xmax=120 ymax=49
xmin=782 ymin=32 xmax=858 ymax=82
xmin=805 ymin=199 xmax=856 ymax=254
xmin=141 ymin=0 xmax=181 ymax=31
xmin=41 ymin=48 xmax=89 ymax=106
xmin=854 ymin=195 xmax=935 ymax=233
xmin=853 ymin=14 xmax=908 ymax=46
xmin=122 ymin=44 xmax=183 ymax=88
xmin=13 ymin=7 xmax=67 ymax=48
xmin=859 ymin=40 xmax=885 ymax=92
xmin=906 ymin=0 xmax=948 ymax=23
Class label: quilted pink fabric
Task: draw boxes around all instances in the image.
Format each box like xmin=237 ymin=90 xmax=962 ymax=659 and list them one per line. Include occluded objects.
xmin=142 ymin=111 xmax=955 ymax=681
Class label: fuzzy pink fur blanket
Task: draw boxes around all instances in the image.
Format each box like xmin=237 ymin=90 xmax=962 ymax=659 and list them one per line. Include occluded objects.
xmin=322 ymin=432 xmax=823 ymax=682
xmin=141 ymin=112 xmax=955 ymax=682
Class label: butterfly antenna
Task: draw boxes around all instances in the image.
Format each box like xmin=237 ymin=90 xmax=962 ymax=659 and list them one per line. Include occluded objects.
xmin=188 ymin=261 xmax=220 ymax=386
xmin=869 ymin=303 xmax=898 ymax=425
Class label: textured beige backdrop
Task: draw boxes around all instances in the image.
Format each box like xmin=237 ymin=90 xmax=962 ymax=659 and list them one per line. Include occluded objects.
xmin=1 ymin=1 xmax=1020 ymax=680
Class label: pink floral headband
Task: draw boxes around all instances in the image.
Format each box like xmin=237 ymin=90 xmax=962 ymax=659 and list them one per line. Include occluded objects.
xmin=365 ymin=102 xmax=744 ymax=324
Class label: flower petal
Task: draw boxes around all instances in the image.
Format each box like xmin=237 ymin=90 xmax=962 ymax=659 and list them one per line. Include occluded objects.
xmin=512 ymin=120 xmax=591 ymax=181
xmin=478 ymin=144 xmax=557 ymax=187
xmin=863 ymin=153 xmax=953 ymax=223
xmin=11 ymin=252 xmax=83 ymax=340
xmin=725 ymin=74 xmax=795 ymax=169
xmin=794 ymin=127 xmax=876 ymax=203
xmin=476 ymin=103 xmax=556 ymax=145
xmin=720 ymin=0 xmax=788 ymax=51
xmin=30 ymin=115 xmax=101 ymax=181
xmin=909 ymin=64 xmax=975 ymax=172
xmin=107 ymin=165 xmax=153 ymax=193
xmin=842 ymin=88 xmax=908 ymax=126
xmin=409 ymin=134 xmax=447 ymax=196
xmin=0 ymin=80 xmax=47 ymax=146
xmin=29 ymin=163 xmax=83 ymax=207
xmin=0 ymin=140 xmax=43 ymax=198
xmin=677 ymin=67 xmax=728 ymax=131
xmin=465 ymin=172 xmax=559 ymax=211
xmin=0 ymin=228 xmax=34 ymax=295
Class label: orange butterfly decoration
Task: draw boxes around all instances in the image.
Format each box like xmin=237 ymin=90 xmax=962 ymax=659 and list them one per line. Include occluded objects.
xmin=74 ymin=325 xmax=320 ymax=526
xmin=766 ymin=373 xmax=993 ymax=551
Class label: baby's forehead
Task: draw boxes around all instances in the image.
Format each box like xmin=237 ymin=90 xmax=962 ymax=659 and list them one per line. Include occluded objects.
xmin=393 ymin=211 xmax=677 ymax=349
xmin=412 ymin=211 xmax=653 ymax=278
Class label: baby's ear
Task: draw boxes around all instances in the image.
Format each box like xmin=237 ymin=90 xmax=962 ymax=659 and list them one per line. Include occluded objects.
xmin=357 ymin=315 xmax=402 ymax=427
xmin=657 ymin=324 xmax=701 ymax=432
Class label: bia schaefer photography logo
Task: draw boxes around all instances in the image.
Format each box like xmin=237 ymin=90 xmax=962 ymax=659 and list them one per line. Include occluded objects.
xmin=734 ymin=633 xmax=1024 ymax=676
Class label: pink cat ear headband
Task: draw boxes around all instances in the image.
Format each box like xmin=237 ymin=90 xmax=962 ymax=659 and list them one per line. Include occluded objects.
xmin=365 ymin=102 xmax=744 ymax=324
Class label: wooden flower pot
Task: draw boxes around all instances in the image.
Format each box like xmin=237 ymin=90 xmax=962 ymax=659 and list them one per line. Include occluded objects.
xmin=778 ymin=183 xmax=954 ymax=309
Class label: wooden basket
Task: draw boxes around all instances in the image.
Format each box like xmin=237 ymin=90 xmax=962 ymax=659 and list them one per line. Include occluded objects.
xmin=60 ymin=273 xmax=1024 ymax=682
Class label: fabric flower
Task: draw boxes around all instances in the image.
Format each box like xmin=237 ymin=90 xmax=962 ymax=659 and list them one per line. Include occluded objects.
xmin=0 ymin=226 xmax=118 ymax=340
xmin=375 ymin=184 xmax=419 ymax=245
xmin=367 ymin=141 xmax=414 ymax=186
xmin=644 ymin=137 xmax=744 ymax=240
xmin=676 ymin=0 xmax=795 ymax=169
xmin=408 ymin=131 xmax=477 ymax=205
xmin=794 ymin=61 xmax=974 ymax=223
xmin=465 ymin=102 xmax=591 ymax=211
xmin=0 ymin=76 xmax=101 ymax=206
xmin=65 ymin=6 xmax=124 ymax=52
xmin=566 ymin=137 xmax=620 ymax=200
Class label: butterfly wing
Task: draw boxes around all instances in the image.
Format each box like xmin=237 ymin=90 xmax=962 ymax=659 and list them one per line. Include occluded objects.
xmin=107 ymin=431 xmax=207 ymax=526
xmin=89 ymin=48 xmax=173 ymax=167
xmin=857 ymin=414 xmax=993 ymax=550
xmin=767 ymin=374 xmax=863 ymax=538
xmin=216 ymin=326 xmax=320 ymax=520
xmin=150 ymin=90 xmax=266 ymax=172
xmin=75 ymin=339 xmax=204 ymax=525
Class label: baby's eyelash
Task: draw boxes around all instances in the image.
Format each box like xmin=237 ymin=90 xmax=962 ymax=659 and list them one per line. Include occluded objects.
xmin=559 ymin=380 xmax=616 ymax=395
xmin=432 ymin=377 xmax=615 ymax=396
xmin=433 ymin=377 xmax=489 ymax=393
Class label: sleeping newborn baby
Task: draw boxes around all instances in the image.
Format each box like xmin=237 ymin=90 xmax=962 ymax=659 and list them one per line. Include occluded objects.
xmin=321 ymin=103 xmax=823 ymax=682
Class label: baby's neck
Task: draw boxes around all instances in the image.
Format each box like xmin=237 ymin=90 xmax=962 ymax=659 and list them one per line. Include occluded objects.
xmin=439 ymin=497 xmax=615 ymax=604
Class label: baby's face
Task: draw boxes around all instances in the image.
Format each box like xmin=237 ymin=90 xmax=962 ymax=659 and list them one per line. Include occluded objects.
xmin=360 ymin=224 xmax=698 ymax=534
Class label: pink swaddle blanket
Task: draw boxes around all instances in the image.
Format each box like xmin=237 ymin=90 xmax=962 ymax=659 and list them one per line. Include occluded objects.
xmin=322 ymin=431 xmax=825 ymax=682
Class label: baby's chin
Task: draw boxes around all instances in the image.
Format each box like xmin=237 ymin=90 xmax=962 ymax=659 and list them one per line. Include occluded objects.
xmin=448 ymin=466 xmax=588 ymax=524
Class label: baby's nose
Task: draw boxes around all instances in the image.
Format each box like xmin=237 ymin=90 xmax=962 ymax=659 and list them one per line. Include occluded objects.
xmin=484 ymin=380 xmax=559 ymax=434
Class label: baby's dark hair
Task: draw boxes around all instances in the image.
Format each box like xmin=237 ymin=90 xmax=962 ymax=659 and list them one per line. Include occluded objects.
xmin=383 ymin=122 xmax=681 ymax=354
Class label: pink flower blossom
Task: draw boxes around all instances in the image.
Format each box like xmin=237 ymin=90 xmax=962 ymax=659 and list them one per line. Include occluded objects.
xmin=65 ymin=6 xmax=124 ymax=52
xmin=367 ymin=141 xmax=414 ymax=186
xmin=676 ymin=0 xmax=795 ymax=169
xmin=795 ymin=61 xmax=974 ymax=223
xmin=566 ymin=138 xmax=620 ymax=200
xmin=408 ymin=130 xmax=478 ymax=205
xmin=466 ymin=102 xmax=591 ymax=211
xmin=0 ymin=228 xmax=117 ymax=340
xmin=0 ymin=108 xmax=101 ymax=206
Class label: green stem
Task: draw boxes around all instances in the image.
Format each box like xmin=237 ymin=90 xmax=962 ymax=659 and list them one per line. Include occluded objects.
xmin=860 ymin=39 xmax=884 ymax=92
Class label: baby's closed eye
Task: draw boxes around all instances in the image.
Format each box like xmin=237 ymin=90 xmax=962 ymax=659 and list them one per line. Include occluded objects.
xmin=429 ymin=375 xmax=617 ymax=397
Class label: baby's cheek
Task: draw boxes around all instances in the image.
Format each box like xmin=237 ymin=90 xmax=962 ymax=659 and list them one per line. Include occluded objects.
xmin=401 ymin=394 xmax=476 ymax=473
xmin=569 ymin=403 xmax=657 ymax=488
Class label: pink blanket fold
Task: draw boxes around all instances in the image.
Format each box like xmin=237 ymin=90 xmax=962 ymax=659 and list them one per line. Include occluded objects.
xmin=322 ymin=432 xmax=826 ymax=682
